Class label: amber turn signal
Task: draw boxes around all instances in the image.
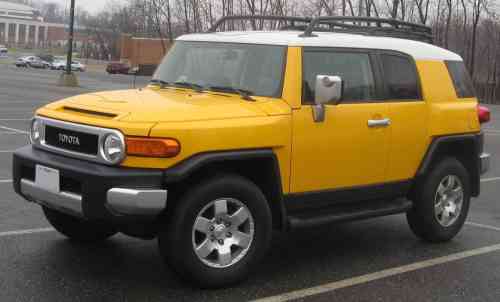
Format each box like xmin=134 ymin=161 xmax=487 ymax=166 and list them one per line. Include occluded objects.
xmin=126 ymin=137 xmax=180 ymax=158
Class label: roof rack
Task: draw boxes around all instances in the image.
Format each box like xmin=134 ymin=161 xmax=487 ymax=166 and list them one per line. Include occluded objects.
xmin=207 ymin=15 xmax=433 ymax=44
xmin=207 ymin=15 xmax=312 ymax=32
xmin=301 ymin=16 xmax=433 ymax=43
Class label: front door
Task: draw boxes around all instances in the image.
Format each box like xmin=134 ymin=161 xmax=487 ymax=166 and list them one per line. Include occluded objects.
xmin=290 ymin=48 xmax=391 ymax=196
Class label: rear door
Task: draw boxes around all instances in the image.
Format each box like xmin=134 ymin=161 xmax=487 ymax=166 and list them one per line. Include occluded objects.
xmin=376 ymin=52 xmax=429 ymax=182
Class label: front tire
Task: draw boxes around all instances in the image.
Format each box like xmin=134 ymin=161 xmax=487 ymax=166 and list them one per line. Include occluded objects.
xmin=407 ymin=158 xmax=471 ymax=243
xmin=43 ymin=206 xmax=117 ymax=242
xmin=158 ymin=175 xmax=272 ymax=288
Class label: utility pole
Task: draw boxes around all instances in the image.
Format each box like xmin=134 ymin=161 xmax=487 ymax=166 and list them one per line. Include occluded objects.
xmin=66 ymin=0 xmax=75 ymax=75
xmin=58 ymin=0 xmax=79 ymax=86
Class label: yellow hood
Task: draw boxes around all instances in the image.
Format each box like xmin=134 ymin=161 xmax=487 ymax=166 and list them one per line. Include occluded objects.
xmin=49 ymin=88 xmax=270 ymax=123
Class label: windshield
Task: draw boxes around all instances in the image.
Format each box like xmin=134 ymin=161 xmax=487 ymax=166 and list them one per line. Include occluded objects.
xmin=152 ymin=41 xmax=286 ymax=98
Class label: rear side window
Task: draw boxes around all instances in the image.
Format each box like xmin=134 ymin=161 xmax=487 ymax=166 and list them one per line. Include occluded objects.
xmin=380 ymin=54 xmax=420 ymax=100
xmin=303 ymin=50 xmax=377 ymax=103
xmin=446 ymin=61 xmax=476 ymax=98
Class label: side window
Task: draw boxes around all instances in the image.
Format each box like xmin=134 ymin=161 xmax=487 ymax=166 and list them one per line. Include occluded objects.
xmin=380 ymin=54 xmax=420 ymax=100
xmin=303 ymin=50 xmax=376 ymax=104
xmin=445 ymin=61 xmax=476 ymax=98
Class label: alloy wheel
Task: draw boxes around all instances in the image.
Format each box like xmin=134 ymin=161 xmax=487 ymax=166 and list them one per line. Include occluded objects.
xmin=434 ymin=175 xmax=464 ymax=227
xmin=191 ymin=198 xmax=255 ymax=268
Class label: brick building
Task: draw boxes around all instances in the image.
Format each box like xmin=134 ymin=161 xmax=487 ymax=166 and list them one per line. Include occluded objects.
xmin=0 ymin=0 xmax=87 ymax=48
xmin=120 ymin=34 xmax=170 ymax=74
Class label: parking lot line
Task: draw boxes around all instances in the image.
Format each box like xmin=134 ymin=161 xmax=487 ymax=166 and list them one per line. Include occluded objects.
xmin=0 ymin=179 xmax=12 ymax=183
xmin=0 ymin=118 xmax=30 ymax=121
xmin=0 ymin=227 xmax=54 ymax=238
xmin=252 ymin=243 xmax=500 ymax=302
xmin=481 ymin=177 xmax=500 ymax=183
xmin=466 ymin=221 xmax=500 ymax=232
xmin=0 ymin=125 xmax=28 ymax=134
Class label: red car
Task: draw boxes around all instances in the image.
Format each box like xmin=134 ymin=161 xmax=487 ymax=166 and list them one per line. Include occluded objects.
xmin=106 ymin=62 xmax=130 ymax=74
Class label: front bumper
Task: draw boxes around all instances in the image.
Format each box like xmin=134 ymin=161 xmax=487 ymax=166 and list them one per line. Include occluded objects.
xmin=480 ymin=153 xmax=490 ymax=175
xmin=13 ymin=146 xmax=167 ymax=221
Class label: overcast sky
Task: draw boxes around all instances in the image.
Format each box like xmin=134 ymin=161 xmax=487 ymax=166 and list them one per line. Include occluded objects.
xmin=48 ymin=0 xmax=122 ymax=14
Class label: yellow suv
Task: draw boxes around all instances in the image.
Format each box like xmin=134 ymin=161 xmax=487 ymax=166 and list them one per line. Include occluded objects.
xmin=13 ymin=16 xmax=491 ymax=288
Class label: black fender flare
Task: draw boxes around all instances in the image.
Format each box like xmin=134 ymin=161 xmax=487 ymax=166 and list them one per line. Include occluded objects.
xmin=416 ymin=133 xmax=482 ymax=197
xmin=163 ymin=149 xmax=288 ymax=230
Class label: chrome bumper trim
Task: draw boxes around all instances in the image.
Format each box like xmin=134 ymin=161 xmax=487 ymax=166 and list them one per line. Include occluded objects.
xmin=20 ymin=178 xmax=83 ymax=217
xmin=480 ymin=153 xmax=490 ymax=175
xmin=106 ymin=188 xmax=167 ymax=216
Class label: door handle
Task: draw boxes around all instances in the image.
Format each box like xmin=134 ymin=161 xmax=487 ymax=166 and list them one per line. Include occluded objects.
xmin=367 ymin=118 xmax=391 ymax=128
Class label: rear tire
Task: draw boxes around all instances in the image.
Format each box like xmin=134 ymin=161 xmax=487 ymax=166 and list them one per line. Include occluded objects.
xmin=158 ymin=174 xmax=272 ymax=288
xmin=43 ymin=206 xmax=117 ymax=243
xmin=407 ymin=158 xmax=471 ymax=243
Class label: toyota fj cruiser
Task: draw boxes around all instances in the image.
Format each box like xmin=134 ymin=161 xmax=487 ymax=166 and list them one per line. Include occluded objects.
xmin=13 ymin=16 xmax=491 ymax=288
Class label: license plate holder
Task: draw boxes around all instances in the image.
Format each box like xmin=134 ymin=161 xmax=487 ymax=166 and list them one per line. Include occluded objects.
xmin=35 ymin=165 xmax=60 ymax=193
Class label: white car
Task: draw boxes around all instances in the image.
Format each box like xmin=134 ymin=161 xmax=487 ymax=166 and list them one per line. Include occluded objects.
xmin=51 ymin=60 xmax=86 ymax=72
xmin=0 ymin=45 xmax=7 ymax=58
xmin=15 ymin=55 xmax=37 ymax=67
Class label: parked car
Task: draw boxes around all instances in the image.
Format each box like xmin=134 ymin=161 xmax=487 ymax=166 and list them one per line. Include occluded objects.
xmin=15 ymin=56 xmax=36 ymax=67
xmin=12 ymin=15 xmax=491 ymax=289
xmin=29 ymin=57 xmax=51 ymax=69
xmin=0 ymin=45 xmax=7 ymax=58
xmin=106 ymin=62 xmax=130 ymax=74
xmin=50 ymin=60 xmax=66 ymax=70
xmin=51 ymin=60 xmax=86 ymax=72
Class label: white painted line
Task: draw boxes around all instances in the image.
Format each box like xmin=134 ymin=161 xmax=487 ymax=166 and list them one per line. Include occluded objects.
xmin=484 ymin=129 xmax=500 ymax=133
xmin=0 ymin=150 xmax=15 ymax=153
xmin=0 ymin=118 xmax=30 ymax=121
xmin=252 ymin=243 xmax=500 ymax=302
xmin=466 ymin=221 xmax=500 ymax=232
xmin=481 ymin=177 xmax=500 ymax=183
xmin=0 ymin=179 xmax=12 ymax=183
xmin=0 ymin=125 xmax=27 ymax=134
xmin=0 ymin=227 xmax=54 ymax=238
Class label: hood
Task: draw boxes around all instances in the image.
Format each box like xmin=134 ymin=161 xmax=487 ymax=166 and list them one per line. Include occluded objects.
xmin=51 ymin=88 xmax=270 ymax=123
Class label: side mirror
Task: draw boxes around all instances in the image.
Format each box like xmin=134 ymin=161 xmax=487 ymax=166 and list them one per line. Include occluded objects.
xmin=312 ymin=75 xmax=343 ymax=122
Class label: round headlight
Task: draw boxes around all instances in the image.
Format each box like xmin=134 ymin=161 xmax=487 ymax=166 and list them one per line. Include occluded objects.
xmin=29 ymin=118 xmax=42 ymax=144
xmin=102 ymin=133 xmax=125 ymax=164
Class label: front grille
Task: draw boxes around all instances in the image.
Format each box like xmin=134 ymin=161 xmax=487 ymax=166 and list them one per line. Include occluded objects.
xmin=35 ymin=116 xmax=124 ymax=165
xmin=45 ymin=125 xmax=99 ymax=155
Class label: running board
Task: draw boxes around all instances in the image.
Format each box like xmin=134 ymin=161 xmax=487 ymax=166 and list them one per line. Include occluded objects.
xmin=287 ymin=198 xmax=413 ymax=229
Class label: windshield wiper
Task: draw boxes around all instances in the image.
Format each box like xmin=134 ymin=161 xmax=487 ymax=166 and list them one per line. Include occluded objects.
xmin=208 ymin=86 xmax=256 ymax=101
xmin=173 ymin=81 xmax=204 ymax=93
xmin=149 ymin=79 xmax=170 ymax=88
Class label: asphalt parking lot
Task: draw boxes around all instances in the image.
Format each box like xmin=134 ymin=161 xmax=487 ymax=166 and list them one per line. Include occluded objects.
xmin=1 ymin=62 xmax=500 ymax=302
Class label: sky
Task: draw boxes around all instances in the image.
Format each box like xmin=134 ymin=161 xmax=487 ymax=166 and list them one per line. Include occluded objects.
xmin=49 ymin=0 xmax=122 ymax=14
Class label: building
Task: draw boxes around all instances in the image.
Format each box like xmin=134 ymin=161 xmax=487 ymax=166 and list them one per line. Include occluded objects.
xmin=120 ymin=34 xmax=170 ymax=75
xmin=0 ymin=0 xmax=86 ymax=48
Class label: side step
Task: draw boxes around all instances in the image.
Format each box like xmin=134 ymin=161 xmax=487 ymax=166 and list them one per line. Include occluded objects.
xmin=287 ymin=198 xmax=413 ymax=229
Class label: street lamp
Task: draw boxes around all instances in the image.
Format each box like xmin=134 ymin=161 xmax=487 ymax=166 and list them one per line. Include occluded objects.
xmin=58 ymin=0 xmax=79 ymax=86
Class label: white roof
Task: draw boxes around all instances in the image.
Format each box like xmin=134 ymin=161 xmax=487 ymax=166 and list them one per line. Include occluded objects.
xmin=178 ymin=31 xmax=461 ymax=61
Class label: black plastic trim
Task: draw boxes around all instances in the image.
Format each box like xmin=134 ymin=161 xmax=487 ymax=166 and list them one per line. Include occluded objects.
xmin=416 ymin=132 xmax=482 ymax=197
xmin=13 ymin=145 xmax=164 ymax=222
xmin=288 ymin=198 xmax=412 ymax=229
xmin=163 ymin=149 xmax=288 ymax=230
xmin=284 ymin=179 xmax=412 ymax=213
